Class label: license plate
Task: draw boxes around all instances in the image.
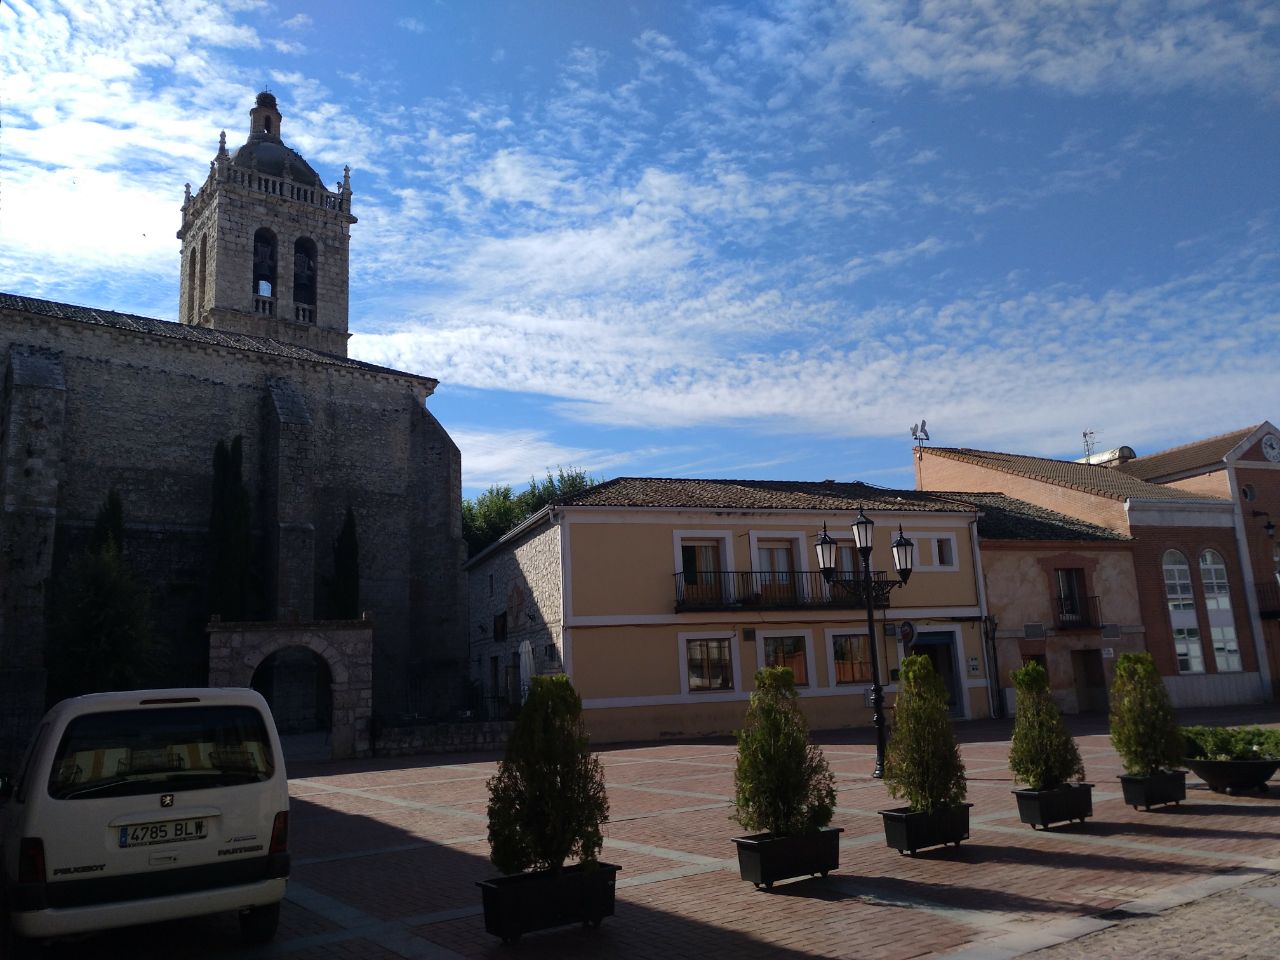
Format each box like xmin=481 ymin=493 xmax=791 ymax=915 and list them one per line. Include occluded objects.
xmin=118 ymin=818 xmax=207 ymax=848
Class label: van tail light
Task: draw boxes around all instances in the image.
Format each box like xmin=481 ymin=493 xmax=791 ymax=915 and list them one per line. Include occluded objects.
xmin=269 ymin=811 xmax=289 ymax=855
xmin=18 ymin=837 xmax=46 ymax=884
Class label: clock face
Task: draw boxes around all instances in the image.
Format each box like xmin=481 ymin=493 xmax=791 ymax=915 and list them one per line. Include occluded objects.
xmin=1264 ymin=434 xmax=1280 ymax=463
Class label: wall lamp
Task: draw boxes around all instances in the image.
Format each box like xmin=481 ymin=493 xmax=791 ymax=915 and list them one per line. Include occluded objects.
xmin=1253 ymin=510 xmax=1276 ymax=539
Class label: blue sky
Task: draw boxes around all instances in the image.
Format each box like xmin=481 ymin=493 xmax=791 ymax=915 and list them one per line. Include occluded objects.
xmin=2 ymin=0 xmax=1277 ymax=498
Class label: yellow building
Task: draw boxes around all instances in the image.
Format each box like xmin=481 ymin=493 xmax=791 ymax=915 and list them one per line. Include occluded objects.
xmin=466 ymin=478 xmax=992 ymax=743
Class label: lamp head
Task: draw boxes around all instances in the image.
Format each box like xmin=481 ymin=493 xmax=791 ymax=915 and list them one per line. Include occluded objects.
xmin=891 ymin=525 xmax=914 ymax=583
xmin=815 ymin=523 xmax=837 ymax=583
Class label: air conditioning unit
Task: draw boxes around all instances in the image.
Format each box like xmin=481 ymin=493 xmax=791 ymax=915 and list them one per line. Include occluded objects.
xmin=1023 ymin=623 xmax=1045 ymax=639
xmin=743 ymin=628 xmax=756 ymax=643
xmin=882 ymin=623 xmax=899 ymax=639
xmin=1102 ymin=623 xmax=1121 ymax=641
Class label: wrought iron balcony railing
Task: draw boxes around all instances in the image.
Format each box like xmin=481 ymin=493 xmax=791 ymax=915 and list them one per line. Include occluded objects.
xmin=1053 ymin=594 xmax=1102 ymax=631
xmin=674 ymin=570 xmax=897 ymax=612
xmin=1257 ymin=579 xmax=1280 ymax=618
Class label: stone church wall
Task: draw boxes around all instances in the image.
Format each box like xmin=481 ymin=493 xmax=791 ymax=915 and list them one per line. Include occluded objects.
xmin=0 ymin=304 xmax=467 ymax=756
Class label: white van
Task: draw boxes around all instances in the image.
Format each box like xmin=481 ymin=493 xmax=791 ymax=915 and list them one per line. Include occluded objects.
xmin=0 ymin=688 xmax=289 ymax=949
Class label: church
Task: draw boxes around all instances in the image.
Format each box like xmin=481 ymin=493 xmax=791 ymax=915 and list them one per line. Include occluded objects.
xmin=0 ymin=93 xmax=467 ymax=764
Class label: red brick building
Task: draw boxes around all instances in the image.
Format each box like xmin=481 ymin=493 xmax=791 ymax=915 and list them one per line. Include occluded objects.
xmin=916 ymin=426 xmax=1274 ymax=708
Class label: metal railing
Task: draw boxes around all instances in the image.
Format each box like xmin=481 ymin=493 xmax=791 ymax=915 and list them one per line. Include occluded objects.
xmin=1053 ymin=594 xmax=1102 ymax=631
xmin=674 ymin=570 xmax=896 ymax=612
xmin=1257 ymin=579 xmax=1280 ymax=617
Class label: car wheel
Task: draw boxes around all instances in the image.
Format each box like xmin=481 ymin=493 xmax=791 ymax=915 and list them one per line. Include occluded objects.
xmin=239 ymin=901 xmax=281 ymax=945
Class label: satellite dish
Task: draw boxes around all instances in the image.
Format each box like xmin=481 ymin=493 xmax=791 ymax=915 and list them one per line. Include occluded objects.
xmin=919 ymin=419 xmax=930 ymax=442
xmin=911 ymin=423 xmax=919 ymax=440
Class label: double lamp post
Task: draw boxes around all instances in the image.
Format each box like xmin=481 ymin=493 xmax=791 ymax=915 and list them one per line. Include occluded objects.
xmin=814 ymin=507 xmax=914 ymax=779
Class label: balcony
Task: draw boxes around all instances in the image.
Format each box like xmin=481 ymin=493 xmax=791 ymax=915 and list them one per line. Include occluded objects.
xmin=673 ymin=570 xmax=896 ymax=613
xmin=1258 ymin=580 xmax=1280 ymax=619
xmin=1053 ymin=594 xmax=1102 ymax=631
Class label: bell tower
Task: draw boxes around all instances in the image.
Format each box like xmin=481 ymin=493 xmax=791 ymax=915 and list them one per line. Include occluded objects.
xmin=177 ymin=92 xmax=357 ymax=356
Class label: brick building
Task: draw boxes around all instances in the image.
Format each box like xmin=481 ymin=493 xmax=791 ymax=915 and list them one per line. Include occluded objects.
xmin=916 ymin=435 xmax=1271 ymax=707
xmin=0 ymin=93 xmax=467 ymax=765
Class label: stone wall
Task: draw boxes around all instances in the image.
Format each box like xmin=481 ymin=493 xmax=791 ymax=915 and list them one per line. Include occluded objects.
xmin=0 ymin=303 xmax=467 ymax=747
xmin=374 ymin=720 xmax=513 ymax=757
xmin=207 ymin=619 xmax=373 ymax=759
xmin=466 ymin=517 xmax=565 ymax=711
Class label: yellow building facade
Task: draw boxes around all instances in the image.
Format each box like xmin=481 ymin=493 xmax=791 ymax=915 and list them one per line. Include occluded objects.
xmin=467 ymin=478 xmax=994 ymax=743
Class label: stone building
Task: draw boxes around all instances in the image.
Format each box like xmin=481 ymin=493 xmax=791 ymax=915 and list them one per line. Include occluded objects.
xmin=0 ymin=93 xmax=466 ymax=765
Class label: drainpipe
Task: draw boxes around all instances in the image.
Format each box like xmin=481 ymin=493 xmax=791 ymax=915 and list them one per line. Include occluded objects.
xmin=968 ymin=516 xmax=1001 ymax=719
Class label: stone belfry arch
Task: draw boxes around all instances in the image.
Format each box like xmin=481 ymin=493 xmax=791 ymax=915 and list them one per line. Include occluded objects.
xmin=177 ymin=92 xmax=356 ymax=356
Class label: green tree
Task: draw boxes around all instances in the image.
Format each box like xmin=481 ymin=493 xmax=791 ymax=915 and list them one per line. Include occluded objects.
xmin=47 ymin=491 xmax=155 ymax=701
xmin=883 ymin=654 xmax=967 ymax=813
xmin=1109 ymin=652 xmax=1183 ymax=776
xmin=330 ymin=505 xmax=360 ymax=619
xmin=463 ymin=467 xmax=598 ymax=556
xmin=1008 ymin=661 xmax=1084 ymax=791
xmin=486 ymin=674 xmax=609 ymax=874
xmin=733 ymin=667 xmax=836 ymax=836
xmin=208 ymin=436 xmax=253 ymax=620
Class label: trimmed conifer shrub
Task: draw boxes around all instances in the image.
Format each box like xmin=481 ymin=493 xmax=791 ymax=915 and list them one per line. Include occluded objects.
xmin=1009 ymin=661 xmax=1084 ymax=791
xmin=733 ymin=666 xmax=836 ymax=836
xmin=1109 ymin=652 xmax=1184 ymax=776
xmin=883 ymin=654 xmax=967 ymax=813
xmin=486 ymin=675 xmax=609 ymax=874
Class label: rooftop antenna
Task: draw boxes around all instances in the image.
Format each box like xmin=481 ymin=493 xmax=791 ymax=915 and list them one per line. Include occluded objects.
xmin=1083 ymin=429 xmax=1096 ymax=459
xmin=911 ymin=419 xmax=930 ymax=459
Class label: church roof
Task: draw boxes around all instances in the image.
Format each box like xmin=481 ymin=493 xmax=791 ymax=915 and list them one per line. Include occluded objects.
xmin=230 ymin=138 xmax=323 ymax=187
xmin=0 ymin=293 xmax=437 ymax=388
xmin=557 ymin=476 xmax=970 ymax=513
xmin=1112 ymin=425 xmax=1258 ymax=481
xmin=923 ymin=446 xmax=1224 ymax=502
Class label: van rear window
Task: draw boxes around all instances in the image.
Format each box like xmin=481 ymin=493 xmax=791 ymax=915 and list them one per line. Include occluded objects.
xmin=48 ymin=705 xmax=275 ymax=800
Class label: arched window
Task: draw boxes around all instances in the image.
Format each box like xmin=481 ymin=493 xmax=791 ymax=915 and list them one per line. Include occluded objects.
xmin=1200 ymin=550 xmax=1241 ymax=672
xmin=253 ymin=228 xmax=277 ymax=299
xmin=197 ymin=233 xmax=207 ymax=318
xmin=1162 ymin=550 xmax=1203 ymax=674
xmin=293 ymin=237 xmax=317 ymax=312
xmin=186 ymin=247 xmax=197 ymax=322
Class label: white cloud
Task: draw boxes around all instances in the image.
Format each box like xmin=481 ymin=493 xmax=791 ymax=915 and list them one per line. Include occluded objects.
xmin=397 ymin=17 xmax=426 ymax=34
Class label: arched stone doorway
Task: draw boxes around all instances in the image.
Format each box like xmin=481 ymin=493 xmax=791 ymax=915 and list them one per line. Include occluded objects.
xmin=207 ymin=620 xmax=372 ymax=759
xmin=252 ymin=646 xmax=333 ymax=733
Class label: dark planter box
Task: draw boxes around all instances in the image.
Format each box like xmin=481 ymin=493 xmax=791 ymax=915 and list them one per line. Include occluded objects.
xmin=1013 ymin=782 xmax=1093 ymax=829
xmin=1184 ymin=758 xmax=1279 ymax=795
xmin=476 ymin=861 xmax=621 ymax=943
xmin=879 ymin=804 xmax=972 ymax=855
xmin=1119 ymin=770 xmax=1187 ymax=810
xmin=732 ymin=827 xmax=843 ymax=890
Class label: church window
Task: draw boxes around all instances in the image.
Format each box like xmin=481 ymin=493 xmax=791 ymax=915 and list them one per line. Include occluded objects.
xmin=197 ymin=233 xmax=208 ymax=318
xmin=186 ymin=248 xmax=197 ymax=321
xmin=253 ymin=228 xmax=277 ymax=299
xmin=293 ymin=237 xmax=317 ymax=310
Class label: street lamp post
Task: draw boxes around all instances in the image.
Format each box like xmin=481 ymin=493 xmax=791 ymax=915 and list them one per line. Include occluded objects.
xmin=815 ymin=507 xmax=914 ymax=779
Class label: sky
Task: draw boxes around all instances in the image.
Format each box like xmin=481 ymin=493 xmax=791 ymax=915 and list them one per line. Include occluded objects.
xmin=2 ymin=0 xmax=1278 ymax=499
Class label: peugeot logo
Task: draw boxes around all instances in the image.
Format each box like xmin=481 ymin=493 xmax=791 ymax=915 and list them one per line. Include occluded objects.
xmin=160 ymin=794 xmax=174 ymax=808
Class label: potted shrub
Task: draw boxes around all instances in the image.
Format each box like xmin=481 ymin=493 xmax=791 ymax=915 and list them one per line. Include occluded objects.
xmin=879 ymin=654 xmax=971 ymax=855
xmin=1008 ymin=661 xmax=1092 ymax=829
xmin=1109 ymin=652 xmax=1186 ymax=810
xmin=1182 ymin=725 xmax=1280 ymax=795
xmin=477 ymin=674 xmax=618 ymax=943
xmin=731 ymin=666 xmax=840 ymax=890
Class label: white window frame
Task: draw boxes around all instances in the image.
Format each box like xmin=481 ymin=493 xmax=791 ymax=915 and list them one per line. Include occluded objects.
xmin=672 ymin=529 xmax=736 ymax=577
xmin=1164 ymin=550 xmax=1204 ymax=674
xmin=678 ymin=632 xmax=741 ymax=698
xmin=904 ymin=531 xmax=960 ymax=572
xmin=755 ymin=629 xmax=815 ymax=688
xmin=824 ymin=627 xmax=873 ymax=689
xmin=747 ymin=530 xmax=810 ymax=575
